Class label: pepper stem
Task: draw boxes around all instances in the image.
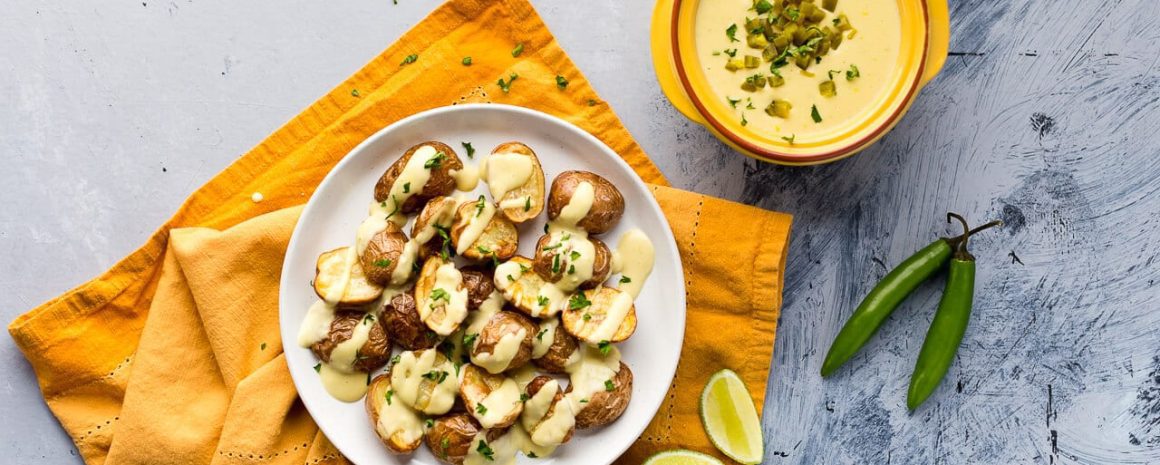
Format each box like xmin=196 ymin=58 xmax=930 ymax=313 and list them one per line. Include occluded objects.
xmin=947 ymin=212 xmax=971 ymax=255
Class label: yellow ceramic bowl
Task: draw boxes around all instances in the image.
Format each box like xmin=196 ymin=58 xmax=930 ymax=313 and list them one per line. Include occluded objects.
xmin=651 ymin=0 xmax=949 ymax=165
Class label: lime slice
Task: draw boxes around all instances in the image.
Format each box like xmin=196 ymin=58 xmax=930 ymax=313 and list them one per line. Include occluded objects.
xmin=699 ymin=369 xmax=763 ymax=464
xmin=642 ymin=449 xmax=724 ymax=465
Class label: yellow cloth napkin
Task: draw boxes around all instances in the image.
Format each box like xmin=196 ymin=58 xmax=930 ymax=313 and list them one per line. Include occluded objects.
xmin=7 ymin=1 xmax=791 ymax=464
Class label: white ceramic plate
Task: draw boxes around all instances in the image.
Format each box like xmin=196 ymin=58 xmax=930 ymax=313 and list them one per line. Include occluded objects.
xmin=279 ymin=104 xmax=685 ymax=465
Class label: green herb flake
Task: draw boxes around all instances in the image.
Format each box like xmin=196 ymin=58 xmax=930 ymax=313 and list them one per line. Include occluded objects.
xmin=537 ymin=295 xmax=550 ymax=308
xmin=476 ymin=438 xmax=495 ymax=461
xmin=475 ymin=403 xmax=488 ymax=415
xmin=402 ymin=182 xmax=411 ymax=193
xmin=587 ymin=99 xmax=597 ymax=107
xmin=582 ymin=313 xmax=591 ymax=321
xmin=724 ymin=48 xmax=738 ymax=58
xmin=536 ymin=328 xmax=548 ymax=341
xmin=424 ymin=151 xmax=446 ymax=169
xmin=373 ymin=258 xmax=393 ymax=268
xmin=426 ymin=418 xmax=435 ymax=429
xmin=463 ymin=333 xmax=479 ymax=349
xmin=846 ymin=64 xmax=861 ymax=81
xmin=604 ymin=379 xmax=616 ymax=391
xmin=556 ymin=75 xmax=569 ymax=90
xmin=811 ymin=105 xmax=822 ymax=123
xmin=386 ymin=389 xmax=394 ymax=405
xmin=497 ymin=73 xmax=519 ymax=93
xmin=781 ymin=134 xmax=796 ymax=144
xmin=313 ymin=363 xmax=322 ymax=373
xmin=726 ymin=24 xmax=739 ymax=43
xmin=727 ymin=97 xmax=742 ymax=108
xmin=462 ymin=56 xmax=473 ymax=66
xmin=400 ymin=54 xmax=418 ymax=66
xmin=524 ymin=196 xmax=532 ymax=212
xmin=430 ymin=288 xmax=451 ymax=302
xmin=598 ymin=340 xmax=612 ymax=356
xmin=475 ymin=195 xmax=487 ymax=217
xmin=741 ymin=113 xmax=748 ymax=126
xmin=350 ymin=89 xmax=361 ymax=97
xmin=260 ymin=342 xmax=267 ymax=351
xmin=512 ymin=43 xmax=524 ymax=57
xmin=569 ymin=292 xmax=592 ymax=310
xmin=620 ymin=276 xmax=632 ymax=284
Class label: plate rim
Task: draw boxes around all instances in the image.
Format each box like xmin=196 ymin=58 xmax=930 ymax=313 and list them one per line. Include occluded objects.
xmin=279 ymin=103 xmax=687 ymax=465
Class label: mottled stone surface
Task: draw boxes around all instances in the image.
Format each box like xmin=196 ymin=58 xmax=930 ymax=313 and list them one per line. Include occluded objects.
xmin=2 ymin=0 xmax=1157 ymax=463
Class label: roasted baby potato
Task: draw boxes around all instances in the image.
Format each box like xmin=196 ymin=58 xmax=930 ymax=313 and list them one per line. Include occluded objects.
xmin=392 ymin=349 xmax=462 ymax=415
xmin=413 ymin=256 xmax=469 ymax=336
xmin=367 ymin=373 xmax=425 ymax=454
xmin=459 ymin=364 xmax=524 ymax=429
xmin=493 ymin=256 xmax=561 ymax=318
xmin=460 ymin=267 xmax=495 ymax=310
xmin=360 ymin=222 xmax=410 ymax=286
xmin=314 ymin=247 xmax=383 ymax=308
xmin=522 ymin=376 xmax=575 ymax=445
xmin=569 ymin=362 xmax=633 ymax=429
xmin=561 ymin=287 xmax=637 ymax=345
xmin=532 ymin=234 xmax=612 ymax=289
xmin=485 ymin=142 xmax=546 ymax=224
xmin=532 ymin=317 xmax=580 ymax=374
xmin=412 ymin=196 xmax=460 ymax=260
xmin=309 ymin=310 xmax=391 ymax=372
xmin=450 ymin=199 xmax=519 ymax=261
xmin=469 ymin=310 xmax=537 ymax=374
xmin=547 ymin=171 xmax=625 ymax=234
xmin=381 ymin=291 xmax=439 ymax=351
xmin=425 ymin=413 xmax=503 ymax=465
xmin=374 ymin=141 xmax=464 ymax=213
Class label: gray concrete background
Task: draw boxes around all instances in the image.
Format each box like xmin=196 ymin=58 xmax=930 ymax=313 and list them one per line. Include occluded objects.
xmin=2 ymin=0 xmax=1158 ymax=464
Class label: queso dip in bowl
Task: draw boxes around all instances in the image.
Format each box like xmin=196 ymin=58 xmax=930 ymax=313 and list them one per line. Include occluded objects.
xmin=651 ymin=0 xmax=949 ymax=165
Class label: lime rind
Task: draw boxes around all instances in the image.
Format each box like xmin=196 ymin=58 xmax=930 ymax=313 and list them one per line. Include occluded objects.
xmin=699 ymin=369 xmax=764 ymax=465
xmin=643 ymin=449 xmax=725 ymax=465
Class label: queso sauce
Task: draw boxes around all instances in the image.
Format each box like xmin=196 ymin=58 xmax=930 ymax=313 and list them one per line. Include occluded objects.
xmin=694 ymin=0 xmax=901 ymax=141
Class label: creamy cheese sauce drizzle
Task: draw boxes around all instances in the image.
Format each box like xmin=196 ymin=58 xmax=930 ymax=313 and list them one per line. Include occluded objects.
xmin=318 ymin=363 xmax=372 ymax=402
xmin=417 ymin=263 xmax=469 ymax=335
xmin=321 ymin=247 xmax=359 ymax=304
xmin=391 ymin=350 xmax=459 ymax=415
xmin=611 ymin=228 xmax=655 ymax=298
xmin=474 ymin=378 xmax=523 ymax=428
xmin=450 ymin=164 xmax=481 ymax=192
xmin=520 ymin=379 xmax=576 ymax=447
xmin=474 ymin=328 xmax=528 ymax=374
xmin=481 ymin=151 xmax=534 ymax=201
xmin=298 ymin=300 xmax=336 ymax=347
xmin=530 ymin=317 xmax=559 ymax=359
xmin=564 ymin=344 xmax=622 ymax=413
xmin=456 ymin=198 xmax=497 ymax=255
xmin=375 ymin=390 xmax=425 ymax=447
xmin=542 ymin=231 xmax=597 ymax=292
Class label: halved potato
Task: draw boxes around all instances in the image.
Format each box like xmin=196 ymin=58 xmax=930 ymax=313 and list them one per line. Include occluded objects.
xmin=391 ymin=349 xmax=462 ymax=415
xmin=546 ymin=171 xmax=624 ymax=234
xmin=532 ymin=317 xmax=580 ymax=374
xmin=425 ymin=413 xmax=506 ymax=465
xmin=560 ymin=287 xmax=637 ymax=345
xmin=568 ymin=361 xmax=633 ymax=429
xmin=309 ymin=310 xmax=391 ymax=373
xmin=374 ymin=141 xmax=464 ymax=214
xmin=450 ymin=200 xmax=519 ymax=261
xmin=381 ymin=291 xmax=438 ymax=351
xmin=367 ymin=373 xmax=425 ymax=454
xmin=459 ymin=364 xmax=524 ymax=429
xmin=532 ymin=234 xmax=612 ymax=289
xmin=412 ymin=196 xmax=461 ymax=260
xmin=360 ymin=222 xmax=410 ymax=285
xmin=314 ymin=247 xmax=383 ymax=307
xmin=413 ymin=257 xmax=470 ymax=336
xmin=484 ymin=142 xmax=545 ymax=224
xmin=469 ymin=310 xmax=536 ymax=374
xmin=521 ymin=376 xmax=575 ymax=446
xmin=492 ymin=256 xmax=561 ymax=318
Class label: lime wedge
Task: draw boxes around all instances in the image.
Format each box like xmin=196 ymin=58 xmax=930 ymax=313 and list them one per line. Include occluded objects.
xmin=699 ymin=369 xmax=763 ymax=464
xmin=642 ymin=449 xmax=724 ymax=465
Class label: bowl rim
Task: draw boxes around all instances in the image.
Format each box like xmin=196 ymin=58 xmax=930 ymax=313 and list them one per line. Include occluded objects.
xmin=668 ymin=0 xmax=931 ymax=164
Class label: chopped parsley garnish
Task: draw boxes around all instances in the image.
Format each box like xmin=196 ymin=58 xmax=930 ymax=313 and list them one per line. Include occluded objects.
xmin=588 ymin=99 xmax=597 ymax=106
xmin=424 ymin=151 xmax=446 ymax=169
xmin=620 ymin=276 xmax=632 ymax=284
xmin=536 ymin=328 xmax=548 ymax=341
xmin=391 ymin=354 xmax=401 ymax=365
xmin=754 ymin=0 xmax=773 ymax=14
xmin=497 ymin=73 xmax=519 ymax=93
xmin=604 ymin=379 xmax=616 ymax=391
xmin=741 ymin=113 xmax=748 ymax=126
xmin=476 ymin=439 xmax=495 ymax=460
xmin=781 ymin=134 xmax=796 ymax=145
xmin=475 ymin=403 xmax=488 ymax=415
xmin=727 ymin=97 xmax=741 ymax=108
xmin=402 ymin=182 xmax=411 ymax=193
xmin=725 ymin=24 xmax=739 ymax=42
xmin=569 ymin=292 xmax=592 ymax=310
xmin=400 ymin=54 xmax=418 ymax=66
xmin=552 ymin=254 xmax=561 ymax=274
xmin=260 ymin=342 xmax=267 ymax=351
xmin=430 ymin=288 xmax=450 ymax=302
xmin=475 ymin=195 xmax=487 ymax=216
xmin=786 ymin=7 xmax=800 ymax=20
xmin=527 ymin=452 xmax=539 ymax=458
xmin=724 ymin=48 xmax=738 ymax=58
xmin=846 ymin=64 xmax=861 ymax=81
xmin=568 ymin=264 xmax=576 ymax=275
xmin=507 ymin=274 xmax=516 ymax=282
xmin=537 ymin=295 xmax=550 ymax=307
xmin=556 ymin=75 xmax=569 ymax=89
xmin=811 ymin=105 xmax=822 ymax=123
xmin=582 ymin=313 xmax=591 ymax=321
xmin=512 ymin=43 xmax=524 ymax=57
xmin=463 ymin=333 xmax=479 ymax=349
xmin=520 ymin=393 xmax=531 ymax=402
xmin=426 ymin=418 xmax=435 ymax=428
xmin=477 ymin=245 xmax=492 ymax=255
xmin=462 ymin=141 xmax=475 ymax=158
xmin=462 ymin=56 xmax=472 ymax=66
xmin=385 ymin=389 xmax=394 ymax=405
xmin=570 ymin=250 xmax=581 ymax=261
xmin=373 ymin=258 xmax=393 ymax=268
xmin=350 ymin=89 xmax=360 ymax=97
xmin=422 ymin=370 xmax=449 ymax=384
xmin=313 ymin=363 xmax=322 ymax=373
xmin=598 ymin=340 xmax=613 ymax=356
xmin=363 ymin=313 xmax=376 ymax=324
xmin=524 ymin=196 xmax=532 ymax=212
xmin=542 ymin=243 xmax=562 ymax=251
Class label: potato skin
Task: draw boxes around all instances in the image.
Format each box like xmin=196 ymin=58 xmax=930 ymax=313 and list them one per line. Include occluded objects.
xmin=374 ymin=141 xmax=463 ymax=213
xmin=547 ymin=171 xmax=624 ymax=234
xmin=532 ymin=321 xmax=580 ymax=374
xmin=360 ymin=222 xmax=409 ymax=285
xmin=459 ymin=364 xmax=523 ymax=429
xmin=489 ymin=142 xmax=546 ymax=224
xmin=412 ymin=196 xmax=460 ymax=261
xmin=313 ymin=247 xmax=383 ymax=308
xmin=381 ymin=292 xmax=439 ymax=351
xmin=531 ymin=234 xmax=612 ymax=289
xmin=425 ymin=414 xmax=492 ymax=465
xmin=367 ymin=372 xmax=423 ymax=454
xmin=471 ymin=311 xmax=537 ymax=373
xmin=525 ymin=376 xmax=575 ymax=444
xmin=569 ymin=362 xmax=633 ymax=429
xmin=451 ymin=201 xmax=519 ymax=261
xmin=309 ymin=311 xmax=391 ymax=372
xmin=460 ymin=268 xmax=495 ymax=310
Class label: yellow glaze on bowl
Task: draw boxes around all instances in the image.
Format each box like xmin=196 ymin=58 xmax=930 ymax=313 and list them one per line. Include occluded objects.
xmin=651 ymin=0 xmax=949 ymax=165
